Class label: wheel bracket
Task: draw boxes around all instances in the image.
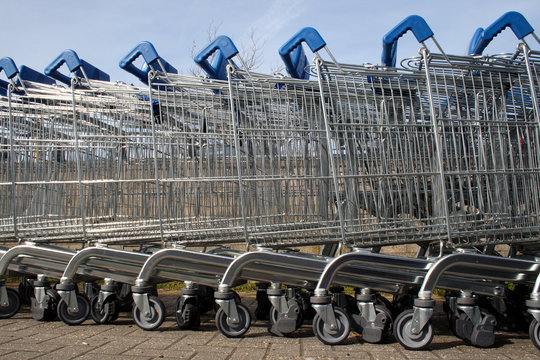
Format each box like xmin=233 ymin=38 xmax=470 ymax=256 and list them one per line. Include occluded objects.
xmin=312 ymin=303 xmax=338 ymax=330
xmin=410 ymin=306 xmax=433 ymax=335
xmin=216 ymin=298 xmax=240 ymax=324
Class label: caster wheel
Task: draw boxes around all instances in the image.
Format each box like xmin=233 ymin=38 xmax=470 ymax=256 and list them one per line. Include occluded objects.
xmin=31 ymin=289 xmax=59 ymax=321
xmin=176 ymin=302 xmax=200 ymax=330
xmin=132 ymin=295 xmax=165 ymax=331
xmin=215 ymin=303 xmax=251 ymax=338
xmin=529 ymin=319 xmax=540 ymax=351
xmin=312 ymin=306 xmax=351 ymax=345
xmin=270 ymin=300 xmax=304 ymax=331
xmin=57 ymin=293 xmax=90 ymax=325
xmin=90 ymin=295 xmax=117 ymax=324
xmin=393 ymin=309 xmax=433 ymax=350
xmin=0 ymin=288 xmax=21 ymax=319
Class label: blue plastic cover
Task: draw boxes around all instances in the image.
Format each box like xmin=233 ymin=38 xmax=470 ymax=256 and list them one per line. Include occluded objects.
xmin=279 ymin=27 xmax=325 ymax=80
xmin=381 ymin=15 xmax=434 ymax=67
xmin=0 ymin=57 xmax=19 ymax=79
xmin=19 ymin=66 xmax=56 ymax=85
xmin=0 ymin=79 xmax=8 ymax=96
xmin=470 ymin=11 xmax=534 ymax=55
xmin=194 ymin=36 xmax=239 ymax=80
xmin=119 ymin=41 xmax=177 ymax=84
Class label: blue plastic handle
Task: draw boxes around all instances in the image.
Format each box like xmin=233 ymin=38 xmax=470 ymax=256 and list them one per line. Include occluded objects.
xmin=470 ymin=11 xmax=534 ymax=55
xmin=194 ymin=36 xmax=238 ymax=80
xmin=279 ymin=27 xmax=326 ymax=79
xmin=468 ymin=28 xmax=484 ymax=55
xmin=19 ymin=66 xmax=56 ymax=85
xmin=44 ymin=50 xmax=82 ymax=84
xmin=0 ymin=57 xmax=19 ymax=80
xmin=119 ymin=41 xmax=177 ymax=83
xmin=45 ymin=50 xmax=110 ymax=85
xmin=381 ymin=15 xmax=434 ymax=67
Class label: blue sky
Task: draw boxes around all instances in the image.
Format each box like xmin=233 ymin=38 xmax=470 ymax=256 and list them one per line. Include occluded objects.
xmin=2 ymin=0 xmax=539 ymax=84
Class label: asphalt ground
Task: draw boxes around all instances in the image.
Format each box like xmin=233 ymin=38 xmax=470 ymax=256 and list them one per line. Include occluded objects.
xmin=0 ymin=291 xmax=539 ymax=360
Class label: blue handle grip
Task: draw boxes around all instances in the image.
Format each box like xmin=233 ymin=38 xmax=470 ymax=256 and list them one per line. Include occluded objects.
xmin=381 ymin=15 xmax=434 ymax=67
xmin=468 ymin=28 xmax=484 ymax=55
xmin=44 ymin=50 xmax=82 ymax=85
xmin=194 ymin=36 xmax=238 ymax=80
xmin=119 ymin=41 xmax=177 ymax=83
xmin=45 ymin=50 xmax=110 ymax=85
xmin=279 ymin=27 xmax=326 ymax=79
xmin=470 ymin=11 xmax=534 ymax=55
xmin=0 ymin=57 xmax=19 ymax=80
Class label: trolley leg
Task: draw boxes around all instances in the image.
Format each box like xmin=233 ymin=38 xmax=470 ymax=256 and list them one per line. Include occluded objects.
xmin=57 ymin=277 xmax=79 ymax=313
xmin=31 ymin=274 xmax=59 ymax=321
xmin=214 ymin=285 xmax=251 ymax=338
xmin=310 ymin=289 xmax=351 ymax=345
xmin=176 ymin=281 xmax=201 ymax=330
xmin=0 ymin=279 xmax=8 ymax=308
xmin=90 ymin=278 xmax=119 ymax=325
xmin=255 ymin=282 xmax=272 ymax=320
xmin=267 ymin=282 xmax=302 ymax=336
xmin=352 ymin=289 xmax=392 ymax=343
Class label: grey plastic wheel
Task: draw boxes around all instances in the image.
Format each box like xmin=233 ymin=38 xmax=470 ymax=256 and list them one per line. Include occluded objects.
xmin=215 ymin=303 xmax=251 ymax=338
xmin=312 ymin=306 xmax=351 ymax=345
xmin=57 ymin=293 xmax=90 ymax=326
xmin=394 ymin=309 xmax=433 ymax=350
xmin=0 ymin=288 xmax=21 ymax=319
xmin=132 ymin=295 xmax=165 ymax=331
xmin=529 ymin=319 xmax=540 ymax=351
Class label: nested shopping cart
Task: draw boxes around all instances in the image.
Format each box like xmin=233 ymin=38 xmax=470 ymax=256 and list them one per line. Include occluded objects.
xmin=0 ymin=56 xmax=139 ymax=322
xmin=303 ymin=12 xmax=540 ymax=350
xmin=0 ymin=47 xmax=186 ymax=325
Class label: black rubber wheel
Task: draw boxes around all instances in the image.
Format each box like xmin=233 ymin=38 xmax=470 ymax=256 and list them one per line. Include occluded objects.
xmin=18 ymin=280 xmax=34 ymax=305
xmin=393 ymin=309 xmax=433 ymax=350
xmin=57 ymin=293 xmax=90 ymax=326
xmin=176 ymin=302 xmax=200 ymax=330
xmin=31 ymin=288 xmax=59 ymax=321
xmin=215 ymin=303 xmax=251 ymax=338
xmin=132 ymin=295 xmax=165 ymax=331
xmin=110 ymin=299 xmax=121 ymax=322
xmin=529 ymin=319 xmax=540 ymax=351
xmin=90 ymin=295 xmax=117 ymax=324
xmin=0 ymin=288 xmax=22 ymax=319
xmin=376 ymin=304 xmax=394 ymax=339
xmin=312 ymin=306 xmax=351 ymax=345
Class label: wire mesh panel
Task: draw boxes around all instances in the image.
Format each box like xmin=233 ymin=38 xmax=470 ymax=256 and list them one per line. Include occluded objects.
xmin=315 ymin=61 xmax=442 ymax=248
xmin=422 ymin=54 xmax=540 ymax=248
xmin=0 ymin=84 xmax=86 ymax=244
xmin=315 ymin=53 xmax=540 ymax=249
xmin=67 ymin=81 xmax=161 ymax=245
xmin=148 ymin=72 xmax=340 ymax=248
xmin=0 ymin=80 xmax=161 ymax=245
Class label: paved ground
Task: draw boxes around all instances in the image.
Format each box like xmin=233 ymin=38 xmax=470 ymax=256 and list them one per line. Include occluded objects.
xmin=0 ymin=293 xmax=538 ymax=360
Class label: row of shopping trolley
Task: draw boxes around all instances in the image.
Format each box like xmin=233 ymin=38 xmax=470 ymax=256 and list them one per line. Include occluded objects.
xmin=0 ymin=10 xmax=539 ymax=351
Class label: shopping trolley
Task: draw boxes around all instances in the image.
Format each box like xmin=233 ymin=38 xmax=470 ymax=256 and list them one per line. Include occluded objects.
xmin=0 ymin=47 xmax=183 ymax=325
xmin=0 ymin=57 xmax=114 ymax=321
xmin=303 ymin=13 xmax=540 ymax=350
